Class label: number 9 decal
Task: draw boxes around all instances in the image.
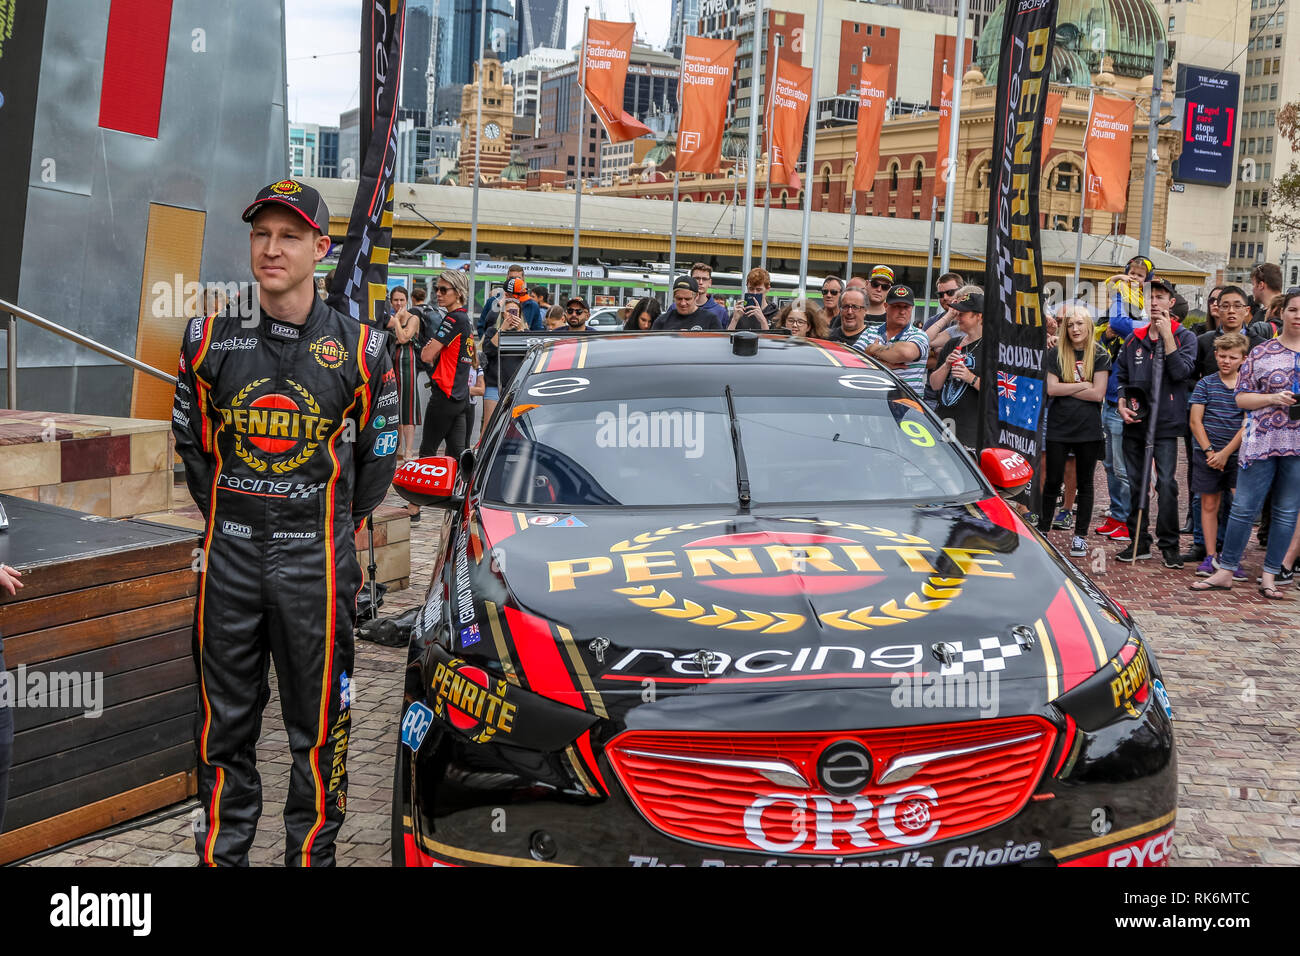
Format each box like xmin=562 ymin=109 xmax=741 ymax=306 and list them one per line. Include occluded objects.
xmin=900 ymin=421 xmax=935 ymax=447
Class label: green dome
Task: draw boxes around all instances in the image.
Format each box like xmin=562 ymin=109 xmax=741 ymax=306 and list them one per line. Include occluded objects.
xmin=644 ymin=133 xmax=676 ymax=167
xmin=500 ymin=148 xmax=528 ymax=183
xmin=975 ymin=0 xmax=1168 ymax=83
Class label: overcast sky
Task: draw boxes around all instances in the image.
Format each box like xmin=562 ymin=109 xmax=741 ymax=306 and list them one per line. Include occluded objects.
xmin=285 ymin=0 xmax=671 ymax=127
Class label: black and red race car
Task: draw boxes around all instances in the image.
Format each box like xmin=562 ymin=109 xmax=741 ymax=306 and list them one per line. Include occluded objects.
xmin=391 ymin=331 xmax=1176 ymax=868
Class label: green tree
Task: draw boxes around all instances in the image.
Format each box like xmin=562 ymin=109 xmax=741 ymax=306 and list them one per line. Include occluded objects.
xmin=1271 ymin=100 xmax=1300 ymax=239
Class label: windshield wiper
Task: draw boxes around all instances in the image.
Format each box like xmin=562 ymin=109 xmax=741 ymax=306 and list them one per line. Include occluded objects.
xmin=724 ymin=385 xmax=751 ymax=512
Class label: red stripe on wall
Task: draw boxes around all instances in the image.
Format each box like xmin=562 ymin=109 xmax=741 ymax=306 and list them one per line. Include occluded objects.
xmin=99 ymin=0 xmax=174 ymax=138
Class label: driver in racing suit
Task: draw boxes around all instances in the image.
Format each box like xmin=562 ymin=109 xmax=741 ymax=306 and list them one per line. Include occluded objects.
xmin=172 ymin=179 xmax=398 ymax=865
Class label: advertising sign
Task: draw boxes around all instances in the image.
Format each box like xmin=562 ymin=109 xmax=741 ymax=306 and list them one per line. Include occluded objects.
xmin=1173 ymin=65 xmax=1239 ymax=188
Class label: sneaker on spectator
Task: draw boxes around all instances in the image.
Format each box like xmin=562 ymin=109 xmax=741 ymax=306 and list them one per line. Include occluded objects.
xmin=1181 ymin=544 xmax=1207 ymax=564
xmin=1195 ymin=555 xmax=1215 ymax=576
xmin=1233 ymin=567 xmax=1248 ymax=582
xmin=1094 ymin=517 xmax=1123 ymax=537
xmin=1052 ymin=509 xmax=1073 ymax=530
xmin=1069 ymin=535 xmax=1088 ymax=557
xmin=1277 ymin=564 xmax=1295 ymax=587
xmin=1162 ymin=548 xmax=1184 ymax=569
xmin=1108 ymin=524 xmax=1131 ymax=542
xmin=1116 ymin=542 xmax=1152 ymax=562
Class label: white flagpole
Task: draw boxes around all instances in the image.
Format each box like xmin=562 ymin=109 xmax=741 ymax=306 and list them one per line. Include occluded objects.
xmin=468 ymin=0 xmax=489 ymax=327
xmin=760 ymin=57 xmax=778 ymax=270
xmin=796 ymin=0 xmax=824 ymax=299
xmin=845 ymin=190 xmax=856 ymax=283
xmin=939 ymin=0 xmax=967 ymax=274
xmin=571 ymin=7 xmax=590 ymax=299
xmin=1073 ymin=87 xmax=1095 ymax=298
xmin=669 ymin=2 xmax=687 ymax=280
xmin=741 ymin=0 xmax=765 ymax=280
xmin=923 ymin=196 xmax=938 ymax=320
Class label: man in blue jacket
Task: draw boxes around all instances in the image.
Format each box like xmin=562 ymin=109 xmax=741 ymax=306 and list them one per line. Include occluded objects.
xmin=1113 ymin=276 xmax=1199 ymax=567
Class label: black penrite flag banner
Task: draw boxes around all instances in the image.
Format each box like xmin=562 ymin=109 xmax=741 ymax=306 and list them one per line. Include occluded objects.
xmin=328 ymin=0 xmax=406 ymax=328
xmin=979 ymin=0 xmax=1057 ymax=512
xmin=0 ymin=0 xmax=49 ymax=305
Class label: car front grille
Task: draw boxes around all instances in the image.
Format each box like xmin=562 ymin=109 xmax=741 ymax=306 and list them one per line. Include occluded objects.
xmin=606 ymin=716 xmax=1057 ymax=856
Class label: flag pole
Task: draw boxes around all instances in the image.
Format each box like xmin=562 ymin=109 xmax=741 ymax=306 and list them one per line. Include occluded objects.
xmin=923 ymin=195 xmax=938 ymax=321
xmin=845 ymin=190 xmax=856 ymax=283
xmin=1073 ymin=86 xmax=1094 ymax=299
xmin=468 ymin=0 xmax=489 ymax=328
xmin=760 ymin=56 xmax=777 ymax=271
xmin=668 ymin=0 xmax=687 ymax=280
xmin=741 ymin=0 xmax=765 ymax=280
xmin=571 ymin=7 xmax=590 ymax=299
xmin=796 ymin=0 xmax=825 ymax=299
xmin=939 ymin=0 xmax=967 ymax=274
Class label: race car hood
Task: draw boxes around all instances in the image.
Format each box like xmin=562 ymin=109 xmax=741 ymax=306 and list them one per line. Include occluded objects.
xmin=468 ymin=496 xmax=1135 ymax=715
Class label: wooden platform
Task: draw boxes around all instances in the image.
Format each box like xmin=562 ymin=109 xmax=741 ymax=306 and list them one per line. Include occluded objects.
xmin=0 ymin=496 xmax=200 ymax=862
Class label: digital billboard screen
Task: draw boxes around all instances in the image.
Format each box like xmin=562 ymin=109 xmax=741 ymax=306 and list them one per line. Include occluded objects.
xmin=1173 ymin=65 xmax=1240 ymax=188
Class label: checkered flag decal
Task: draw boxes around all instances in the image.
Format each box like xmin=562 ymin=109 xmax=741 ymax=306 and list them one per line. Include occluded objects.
xmin=938 ymin=636 xmax=1023 ymax=676
xmin=288 ymin=482 xmax=327 ymax=499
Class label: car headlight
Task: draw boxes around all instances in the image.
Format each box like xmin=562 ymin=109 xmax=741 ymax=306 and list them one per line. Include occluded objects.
xmin=1052 ymin=634 xmax=1153 ymax=732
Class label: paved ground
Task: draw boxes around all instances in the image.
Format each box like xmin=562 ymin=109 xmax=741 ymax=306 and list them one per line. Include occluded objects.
xmin=23 ymin=477 xmax=1300 ymax=867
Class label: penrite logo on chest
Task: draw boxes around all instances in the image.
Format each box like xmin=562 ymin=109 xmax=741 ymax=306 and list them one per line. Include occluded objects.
xmin=545 ymin=519 xmax=1017 ymax=635
xmin=310 ymin=335 xmax=350 ymax=369
xmin=219 ymin=378 xmax=336 ymax=474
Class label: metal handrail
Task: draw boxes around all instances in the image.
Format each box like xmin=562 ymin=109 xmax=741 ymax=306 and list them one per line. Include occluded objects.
xmin=0 ymin=298 xmax=177 ymax=410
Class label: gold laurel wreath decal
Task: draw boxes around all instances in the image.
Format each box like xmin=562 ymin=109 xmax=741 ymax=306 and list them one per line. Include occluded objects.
xmin=818 ymin=575 xmax=965 ymax=631
xmin=614 ymin=586 xmax=805 ymax=634
xmin=608 ymin=519 xmax=950 ymax=633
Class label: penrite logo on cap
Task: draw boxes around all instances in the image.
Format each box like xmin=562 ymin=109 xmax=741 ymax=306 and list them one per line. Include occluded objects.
xmin=271 ymin=180 xmax=302 ymax=195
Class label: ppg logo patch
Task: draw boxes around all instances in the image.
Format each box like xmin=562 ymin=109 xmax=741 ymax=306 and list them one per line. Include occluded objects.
xmin=401 ymin=702 xmax=435 ymax=752
xmin=340 ymin=671 xmax=352 ymax=710
xmin=221 ymin=521 xmax=252 ymax=539
xmin=374 ymin=430 xmax=399 ymax=456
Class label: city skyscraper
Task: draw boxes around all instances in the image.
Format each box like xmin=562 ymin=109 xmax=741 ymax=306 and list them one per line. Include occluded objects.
xmin=402 ymin=0 xmax=435 ymax=121
xmin=450 ymin=0 xmax=519 ymax=87
xmin=518 ymin=0 xmax=567 ymax=50
xmin=669 ymin=0 xmax=701 ymax=56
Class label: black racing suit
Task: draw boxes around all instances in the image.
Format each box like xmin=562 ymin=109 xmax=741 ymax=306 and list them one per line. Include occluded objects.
xmin=173 ymin=297 xmax=397 ymax=866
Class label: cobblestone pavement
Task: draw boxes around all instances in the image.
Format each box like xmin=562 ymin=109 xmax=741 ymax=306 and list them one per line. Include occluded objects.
xmin=25 ymin=481 xmax=1300 ymax=867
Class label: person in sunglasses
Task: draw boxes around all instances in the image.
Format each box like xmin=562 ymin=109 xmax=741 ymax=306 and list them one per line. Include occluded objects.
xmin=865 ymin=265 xmax=894 ymax=325
xmin=820 ymin=276 xmax=843 ymax=325
xmin=555 ymin=297 xmax=593 ymax=332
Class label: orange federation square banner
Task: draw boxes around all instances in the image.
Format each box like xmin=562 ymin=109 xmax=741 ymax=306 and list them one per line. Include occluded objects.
xmin=935 ymin=71 xmax=954 ymax=200
xmin=853 ymin=63 xmax=890 ymax=192
xmin=583 ymin=19 xmax=651 ymax=143
xmin=766 ymin=54 xmax=814 ymax=189
xmin=677 ymin=36 xmax=737 ymax=174
xmin=1040 ymin=91 xmax=1063 ymax=162
xmin=1084 ymin=94 xmax=1136 ymax=213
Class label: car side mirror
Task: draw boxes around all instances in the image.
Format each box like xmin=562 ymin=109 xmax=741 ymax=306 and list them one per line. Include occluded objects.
xmin=979 ymin=447 xmax=1033 ymax=500
xmin=393 ymin=456 xmax=459 ymax=509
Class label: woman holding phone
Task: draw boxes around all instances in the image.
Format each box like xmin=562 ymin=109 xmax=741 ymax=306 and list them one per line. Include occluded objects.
xmin=481 ymin=298 xmax=528 ymax=437
xmin=1196 ymin=290 xmax=1300 ymax=597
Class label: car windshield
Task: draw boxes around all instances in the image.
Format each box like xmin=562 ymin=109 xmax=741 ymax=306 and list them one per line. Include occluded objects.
xmin=482 ymin=391 xmax=981 ymax=507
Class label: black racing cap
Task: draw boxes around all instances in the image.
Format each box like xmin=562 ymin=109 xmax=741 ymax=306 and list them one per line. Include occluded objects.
xmin=1148 ymin=275 xmax=1177 ymax=296
xmin=951 ymin=291 xmax=984 ymax=313
xmin=885 ymin=284 xmax=915 ymax=306
xmin=672 ymin=274 xmax=699 ymax=294
xmin=566 ymin=297 xmax=589 ymax=311
xmin=242 ymin=179 xmax=330 ymax=232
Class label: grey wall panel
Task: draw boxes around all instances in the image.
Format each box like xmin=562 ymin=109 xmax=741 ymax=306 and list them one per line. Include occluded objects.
xmin=16 ymin=0 xmax=288 ymax=413
xmin=74 ymin=364 xmax=132 ymax=418
xmin=25 ymin=2 xmax=110 ymax=198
